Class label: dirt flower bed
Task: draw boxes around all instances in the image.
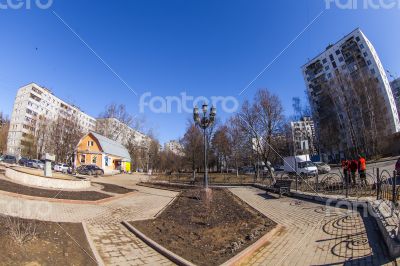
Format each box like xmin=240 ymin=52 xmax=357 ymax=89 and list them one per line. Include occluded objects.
xmin=0 ymin=179 xmax=110 ymax=201
xmin=94 ymin=182 xmax=135 ymax=194
xmin=131 ymin=188 xmax=276 ymax=266
xmin=0 ymin=216 xmax=97 ymax=266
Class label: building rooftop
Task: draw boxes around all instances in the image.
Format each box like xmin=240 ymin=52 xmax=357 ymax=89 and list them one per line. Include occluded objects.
xmin=301 ymin=28 xmax=362 ymax=68
xmin=90 ymin=131 xmax=131 ymax=161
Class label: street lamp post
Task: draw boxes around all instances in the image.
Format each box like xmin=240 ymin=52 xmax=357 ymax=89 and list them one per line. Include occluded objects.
xmin=193 ymin=103 xmax=216 ymax=189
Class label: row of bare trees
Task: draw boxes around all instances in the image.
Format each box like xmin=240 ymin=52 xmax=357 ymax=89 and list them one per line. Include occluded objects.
xmin=151 ymin=89 xmax=293 ymax=179
xmin=21 ymin=116 xmax=84 ymax=163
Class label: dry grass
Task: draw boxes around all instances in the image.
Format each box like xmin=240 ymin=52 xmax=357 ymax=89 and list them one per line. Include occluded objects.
xmin=6 ymin=216 xmax=38 ymax=245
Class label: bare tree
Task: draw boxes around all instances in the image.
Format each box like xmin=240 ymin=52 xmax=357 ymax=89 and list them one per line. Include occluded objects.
xmin=0 ymin=113 xmax=10 ymax=154
xmin=48 ymin=116 xmax=84 ymax=163
xmin=181 ymin=122 xmax=203 ymax=178
xmin=237 ymin=89 xmax=285 ymax=181
xmin=227 ymin=116 xmax=250 ymax=177
xmin=96 ymin=103 xmax=143 ymax=143
xmin=211 ymin=125 xmax=231 ymax=173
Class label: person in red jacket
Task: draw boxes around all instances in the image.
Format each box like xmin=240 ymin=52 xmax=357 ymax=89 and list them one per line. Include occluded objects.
xmin=349 ymin=159 xmax=358 ymax=186
xmin=358 ymin=154 xmax=367 ymax=186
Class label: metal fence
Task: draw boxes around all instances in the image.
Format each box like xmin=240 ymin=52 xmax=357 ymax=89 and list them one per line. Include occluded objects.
xmin=287 ymin=169 xmax=399 ymax=205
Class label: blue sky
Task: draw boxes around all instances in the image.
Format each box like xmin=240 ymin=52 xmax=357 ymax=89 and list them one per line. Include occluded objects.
xmin=0 ymin=0 xmax=399 ymax=144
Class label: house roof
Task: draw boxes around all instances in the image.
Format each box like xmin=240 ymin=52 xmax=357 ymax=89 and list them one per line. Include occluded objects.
xmin=90 ymin=131 xmax=131 ymax=161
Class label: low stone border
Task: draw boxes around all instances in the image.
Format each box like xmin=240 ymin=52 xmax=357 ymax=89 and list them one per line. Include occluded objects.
xmin=82 ymin=221 xmax=105 ymax=266
xmin=221 ymin=225 xmax=284 ymax=266
xmin=122 ymin=221 xmax=196 ymax=266
xmin=6 ymin=167 xmax=91 ymax=190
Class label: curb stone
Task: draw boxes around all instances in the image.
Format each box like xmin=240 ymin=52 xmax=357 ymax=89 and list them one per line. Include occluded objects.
xmin=82 ymin=221 xmax=105 ymax=266
xmin=122 ymin=221 xmax=195 ymax=266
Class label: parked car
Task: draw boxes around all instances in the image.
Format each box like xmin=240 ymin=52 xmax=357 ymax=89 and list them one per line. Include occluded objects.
xmin=27 ymin=159 xmax=44 ymax=169
xmin=18 ymin=157 xmax=30 ymax=166
xmin=0 ymin=154 xmax=17 ymax=164
xmin=54 ymin=163 xmax=70 ymax=173
xmin=77 ymin=165 xmax=104 ymax=176
xmin=313 ymin=162 xmax=331 ymax=174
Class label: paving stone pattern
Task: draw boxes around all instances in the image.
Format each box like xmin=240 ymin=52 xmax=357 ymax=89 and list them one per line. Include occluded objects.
xmin=229 ymin=187 xmax=395 ymax=266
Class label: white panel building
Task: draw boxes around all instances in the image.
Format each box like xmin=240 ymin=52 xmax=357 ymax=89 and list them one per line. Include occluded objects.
xmin=164 ymin=140 xmax=184 ymax=156
xmin=7 ymin=83 xmax=96 ymax=157
xmin=302 ymin=28 xmax=400 ymax=160
xmin=291 ymin=116 xmax=317 ymax=155
xmin=96 ymin=117 xmax=151 ymax=148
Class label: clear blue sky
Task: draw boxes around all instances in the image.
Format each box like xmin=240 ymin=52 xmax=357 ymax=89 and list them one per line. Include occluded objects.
xmin=0 ymin=0 xmax=399 ymax=144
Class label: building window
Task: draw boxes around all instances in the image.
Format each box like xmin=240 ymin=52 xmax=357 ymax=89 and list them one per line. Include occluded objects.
xmin=371 ymin=68 xmax=376 ymax=75
xmin=325 ymin=65 xmax=330 ymax=71
xmin=329 ymin=54 xmax=334 ymax=61
xmin=105 ymin=156 xmax=109 ymax=167
xmin=80 ymin=155 xmax=86 ymax=163
xmin=332 ymin=61 xmax=337 ymax=68
xmin=367 ymin=60 xmax=371 ymax=65
xmin=322 ymin=58 xmax=327 ymax=64
xmin=335 ymin=50 xmax=340 ymax=55
xmin=92 ymin=155 xmax=97 ymax=164
xmin=363 ymin=52 xmax=368 ymax=57
xmin=87 ymin=141 xmax=94 ymax=147
xmin=360 ymin=44 xmax=364 ymax=49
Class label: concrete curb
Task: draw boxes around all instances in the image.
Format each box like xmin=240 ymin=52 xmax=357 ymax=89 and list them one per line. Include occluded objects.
xmin=121 ymin=221 xmax=195 ymax=266
xmin=221 ymin=225 xmax=284 ymax=266
xmin=82 ymin=221 xmax=105 ymax=266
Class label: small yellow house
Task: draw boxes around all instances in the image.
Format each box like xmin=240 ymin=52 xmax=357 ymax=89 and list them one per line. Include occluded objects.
xmin=75 ymin=132 xmax=131 ymax=174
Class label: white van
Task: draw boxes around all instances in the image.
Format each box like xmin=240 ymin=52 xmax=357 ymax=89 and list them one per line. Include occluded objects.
xmin=283 ymin=155 xmax=318 ymax=176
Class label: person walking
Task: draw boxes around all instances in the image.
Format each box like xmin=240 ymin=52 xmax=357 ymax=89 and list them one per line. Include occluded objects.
xmin=350 ymin=158 xmax=358 ymax=186
xmin=358 ymin=154 xmax=367 ymax=186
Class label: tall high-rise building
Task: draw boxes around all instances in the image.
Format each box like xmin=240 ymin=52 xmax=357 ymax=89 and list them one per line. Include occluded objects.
xmin=7 ymin=83 xmax=96 ymax=157
xmin=302 ymin=28 xmax=399 ymax=160
xmin=390 ymin=78 xmax=400 ymax=119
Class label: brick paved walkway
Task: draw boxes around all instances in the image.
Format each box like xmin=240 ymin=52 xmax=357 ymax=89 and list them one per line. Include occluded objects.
xmin=0 ymin=172 xmax=178 ymax=266
xmin=229 ymin=187 xmax=394 ymax=266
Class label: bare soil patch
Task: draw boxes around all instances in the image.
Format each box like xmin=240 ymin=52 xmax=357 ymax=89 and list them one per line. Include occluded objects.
xmin=0 ymin=216 xmax=97 ymax=266
xmin=131 ymin=188 xmax=276 ymax=266
xmin=94 ymin=182 xmax=135 ymax=194
xmin=0 ymin=179 xmax=110 ymax=201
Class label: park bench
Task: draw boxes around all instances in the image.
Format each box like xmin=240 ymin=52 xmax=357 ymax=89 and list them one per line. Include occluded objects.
xmin=269 ymin=179 xmax=292 ymax=198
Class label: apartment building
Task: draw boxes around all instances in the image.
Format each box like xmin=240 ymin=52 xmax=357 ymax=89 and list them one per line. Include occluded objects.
xmin=164 ymin=140 xmax=184 ymax=156
xmin=95 ymin=118 xmax=151 ymax=148
xmin=302 ymin=28 xmax=399 ymax=160
xmin=291 ymin=116 xmax=317 ymax=155
xmin=7 ymin=83 xmax=96 ymax=157
xmin=390 ymin=78 xmax=400 ymax=119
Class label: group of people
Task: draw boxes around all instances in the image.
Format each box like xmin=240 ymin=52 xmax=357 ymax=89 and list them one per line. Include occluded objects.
xmin=341 ymin=155 xmax=367 ymax=186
